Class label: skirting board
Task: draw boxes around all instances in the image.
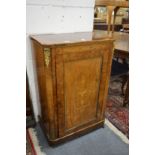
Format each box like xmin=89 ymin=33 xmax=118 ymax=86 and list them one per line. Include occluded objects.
xmin=105 ymin=118 xmax=129 ymax=144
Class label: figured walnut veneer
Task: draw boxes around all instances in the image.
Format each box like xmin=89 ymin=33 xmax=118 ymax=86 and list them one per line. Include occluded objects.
xmin=31 ymin=31 xmax=114 ymax=145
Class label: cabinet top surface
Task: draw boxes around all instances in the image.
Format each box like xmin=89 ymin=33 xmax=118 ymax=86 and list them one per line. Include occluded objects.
xmin=30 ymin=30 xmax=128 ymax=51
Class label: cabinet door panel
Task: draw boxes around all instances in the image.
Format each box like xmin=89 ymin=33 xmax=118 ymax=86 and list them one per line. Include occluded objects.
xmin=56 ymin=43 xmax=113 ymax=137
xmin=64 ymin=56 xmax=102 ymax=131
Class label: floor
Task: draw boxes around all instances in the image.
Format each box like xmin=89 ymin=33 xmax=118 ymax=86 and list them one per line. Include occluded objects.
xmin=35 ymin=124 xmax=129 ymax=155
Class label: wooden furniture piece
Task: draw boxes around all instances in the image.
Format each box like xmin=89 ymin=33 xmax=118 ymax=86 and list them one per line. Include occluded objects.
xmin=26 ymin=73 xmax=36 ymax=128
xmin=111 ymin=59 xmax=128 ymax=85
xmin=110 ymin=31 xmax=129 ymax=105
xmin=113 ymin=32 xmax=129 ymax=106
xmin=94 ymin=22 xmax=123 ymax=32
xmin=111 ymin=31 xmax=129 ymax=106
xmin=93 ymin=30 xmax=129 ymax=53
xmin=93 ymin=30 xmax=129 ymax=57
xmin=123 ymin=77 xmax=129 ymax=106
xmin=95 ymin=0 xmax=129 ymax=33
xmin=93 ymin=30 xmax=129 ymax=105
xmin=31 ymin=32 xmax=114 ymax=145
xmin=95 ymin=0 xmax=129 ymax=7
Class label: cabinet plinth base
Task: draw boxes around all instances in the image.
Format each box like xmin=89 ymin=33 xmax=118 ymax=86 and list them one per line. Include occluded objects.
xmin=39 ymin=116 xmax=105 ymax=146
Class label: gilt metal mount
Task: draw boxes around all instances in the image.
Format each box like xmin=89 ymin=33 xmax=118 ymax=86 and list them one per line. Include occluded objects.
xmin=44 ymin=48 xmax=50 ymax=67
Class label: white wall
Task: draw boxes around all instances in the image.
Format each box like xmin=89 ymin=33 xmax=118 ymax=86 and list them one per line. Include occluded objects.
xmin=26 ymin=0 xmax=95 ymax=121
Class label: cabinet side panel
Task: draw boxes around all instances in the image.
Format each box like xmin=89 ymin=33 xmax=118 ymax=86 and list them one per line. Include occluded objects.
xmin=32 ymin=41 xmax=50 ymax=135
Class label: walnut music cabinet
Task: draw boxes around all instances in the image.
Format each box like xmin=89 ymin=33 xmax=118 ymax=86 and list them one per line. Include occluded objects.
xmin=30 ymin=31 xmax=114 ymax=145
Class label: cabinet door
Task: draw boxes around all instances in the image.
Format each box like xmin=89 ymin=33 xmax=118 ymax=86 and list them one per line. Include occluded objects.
xmin=55 ymin=42 xmax=113 ymax=137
